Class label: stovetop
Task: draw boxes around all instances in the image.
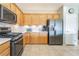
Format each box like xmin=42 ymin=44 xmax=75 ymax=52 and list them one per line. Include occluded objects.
xmin=0 ymin=32 xmax=22 ymax=41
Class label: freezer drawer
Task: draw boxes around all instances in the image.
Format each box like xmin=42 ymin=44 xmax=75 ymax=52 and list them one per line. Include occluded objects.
xmin=48 ymin=35 xmax=63 ymax=45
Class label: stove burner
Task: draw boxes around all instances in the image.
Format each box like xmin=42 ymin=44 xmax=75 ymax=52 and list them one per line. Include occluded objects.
xmin=0 ymin=32 xmax=22 ymax=40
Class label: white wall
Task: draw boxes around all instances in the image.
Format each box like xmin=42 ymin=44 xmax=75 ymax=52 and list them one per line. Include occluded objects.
xmin=63 ymin=5 xmax=78 ymax=46
xmin=78 ymin=14 xmax=79 ymax=31
xmin=57 ymin=6 xmax=63 ymax=19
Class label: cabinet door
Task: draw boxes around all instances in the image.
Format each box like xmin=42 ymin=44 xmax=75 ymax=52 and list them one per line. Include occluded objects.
xmin=16 ymin=8 xmax=21 ymax=25
xmin=1 ymin=3 xmax=11 ymax=10
xmin=47 ymin=14 xmax=53 ymax=19
xmin=0 ymin=48 xmax=10 ymax=56
xmin=24 ymin=15 xmax=32 ymax=25
xmin=53 ymin=14 xmax=60 ymax=19
xmin=10 ymin=4 xmax=16 ymax=13
xmin=39 ymin=32 xmax=48 ymax=44
xmin=23 ymin=33 xmax=30 ymax=45
xmin=15 ymin=6 xmax=24 ymax=26
xmin=20 ymin=13 xmax=24 ymax=26
xmin=30 ymin=32 xmax=40 ymax=44
xmin=0 ymin=41 xmax=10 ymax=56
xmin=31 ymin=15 xmax=40 ymax=25
xmin=40 ymin=14 xmax=48 ymax=25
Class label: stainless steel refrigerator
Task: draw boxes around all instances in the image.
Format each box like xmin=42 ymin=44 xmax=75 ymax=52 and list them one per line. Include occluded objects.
xmin=47 ymin=19 xmax=63 ymax=45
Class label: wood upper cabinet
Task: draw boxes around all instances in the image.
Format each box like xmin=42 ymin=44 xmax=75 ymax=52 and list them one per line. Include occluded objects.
xmin=10 ymin=4 xmax=16 ymax=13
xmin=24 ymin=14 xmax=32 ymax=25
xmin=20 ymin=13 xmax=24 ymax=26
xmin=24 ymin=14 xmax=60 ymax=25
xmin=16 ymin=9 xmax=20 ymax=25
xmin=1 ymin=3 xmax=11 ymax=10
xmin=1 ymin=3 xmax=24 ymax=26
xmin=31 ymin=15 xmax=40 ymax=25
xmin=0 ymin=41 xmax=10 ymax=56
xmin=40 ymin=14 xmax=48 ymax=25
xmin=16 ymin=8 xmax=24 ymax=26
xmin=47 ymin=14 xmax=53 ymax=19
xmin=14 ymin=4 xmax=24 ymax=26
xmin=18 ymin=13 xmax=24 ymax=26
xmin=24 ymin=14 xmax=40 ymax=25
xmin=53 ymin=14 xmax=60 ymax=19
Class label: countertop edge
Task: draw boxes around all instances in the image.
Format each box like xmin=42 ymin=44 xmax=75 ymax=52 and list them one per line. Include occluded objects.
xmin=0 ymin=38 xmax=11 ymax=45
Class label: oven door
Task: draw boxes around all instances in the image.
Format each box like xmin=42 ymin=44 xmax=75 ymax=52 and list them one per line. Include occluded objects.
xmin=11 ymin=37 xmax=23 ymax=56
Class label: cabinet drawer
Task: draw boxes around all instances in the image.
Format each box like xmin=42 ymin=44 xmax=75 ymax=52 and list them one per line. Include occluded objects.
xmin=0 ymin=42 xmax=10 ymax=54
xmin=0 ymin=48 xmax=10 ymax=56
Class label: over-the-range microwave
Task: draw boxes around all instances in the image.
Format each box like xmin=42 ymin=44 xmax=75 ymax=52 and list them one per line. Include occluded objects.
xmin=0 ymin=4 xmax=17 ymax=24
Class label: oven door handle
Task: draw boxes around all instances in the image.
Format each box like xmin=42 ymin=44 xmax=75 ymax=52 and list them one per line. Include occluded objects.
xmin=14 ymin=37 xmax=23 ymax=43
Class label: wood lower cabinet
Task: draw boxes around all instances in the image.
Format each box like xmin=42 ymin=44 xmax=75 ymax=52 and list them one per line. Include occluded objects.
xmin=0 ymin=41 xmax=10 ymax=56
xmin=39 ymin=32 xmax=48 ymax=44
xmin=23 ymin=32 xmax=30 ymax=45
xmin=23 ymin=32 xmax=48 ymax=44
xmin=30 ymin=32 xmax=40 ymax=44
xmin=0 ymin=48 xmax=10 ymax=56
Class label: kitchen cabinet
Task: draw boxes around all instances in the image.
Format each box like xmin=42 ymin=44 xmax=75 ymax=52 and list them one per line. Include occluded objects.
xmin=39 ymin=32 xmax=48 ymax=44
xmin=30 ymin=32 xmax=48 ymax=44
xmin=24 ymin=14 xmax=32 ymax=25
xmin=23 ymin=32 xmax=48 ymax=44
xmin=0 ymin=41 xmax=10 ymax=56
xmin=16 ymin=8 xmax=20 ymax=25
xmin=30 ymin=32 xmax=40 ymax=44
xmin=1 ymin=3 xmax=24 ymax=26
xmin=47 ymin=14 xmax=60 ymax=20
xmin=31 ymin=15 xmax=40 ymax=25
xmin=24 ymin=14 xmax=60 ymax=25
xmin=10 ymin=4 xmax=16 ymax=13
xmin=47 ymin=14 xmax=53 ymax=19
xmin=23 ymin=32 xmax=30 ymax=45
xmin=16 ymin=8 xmax=24 ymax=26
xmin=24 ymin=14 xmax=40 ymax=25
xmin=11 ymin=4 xmax=24 ymax=26
xmin=53 ymin=14 xmax=60 ymax=19
xmin=40 ymin=14 xmax=48 ymax=25
xmin=20 ymin=13 xmax=24 ymax=26
xmin=1 ymin=3 xmax=11 ymax=10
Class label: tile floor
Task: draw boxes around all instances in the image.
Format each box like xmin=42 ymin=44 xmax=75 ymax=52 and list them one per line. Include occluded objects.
xmin=22 ymin=44 xmax=79 ymax=56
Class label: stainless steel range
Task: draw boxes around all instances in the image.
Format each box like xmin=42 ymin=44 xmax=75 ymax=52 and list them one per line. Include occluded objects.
xmin=0 ymin=27 xmax=24 ymax=56
xmin=9 ymin=33 xmax=23 ymax=56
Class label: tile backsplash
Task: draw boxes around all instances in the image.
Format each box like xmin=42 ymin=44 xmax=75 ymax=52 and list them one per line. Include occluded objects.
xmin=0 ymin=22 xmax=47 ymax=33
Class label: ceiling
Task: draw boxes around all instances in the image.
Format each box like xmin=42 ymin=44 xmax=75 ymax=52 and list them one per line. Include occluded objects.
xmin=16 ymin=3 xmax=63 ymax=13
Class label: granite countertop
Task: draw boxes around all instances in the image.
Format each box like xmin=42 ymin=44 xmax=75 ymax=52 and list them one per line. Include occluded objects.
xmin=0 ymin=38 xmax=11 ymax=45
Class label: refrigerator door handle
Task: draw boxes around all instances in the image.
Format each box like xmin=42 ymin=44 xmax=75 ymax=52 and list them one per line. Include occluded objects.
xmin=54 ymin=30 xmax=56 ymax=36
